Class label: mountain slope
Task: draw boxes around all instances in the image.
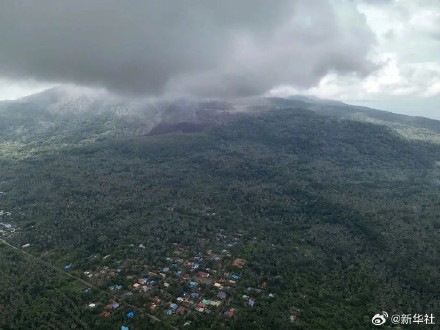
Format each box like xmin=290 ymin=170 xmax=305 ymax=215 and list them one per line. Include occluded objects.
xmin=1 ymin=90 xmax=440 ymax=329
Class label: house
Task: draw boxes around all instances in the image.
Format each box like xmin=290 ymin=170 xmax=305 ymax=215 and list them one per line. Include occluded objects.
xmin=211 ymin=300 xmax=221 ymax=307
xmin=191 ymin=292 xmax=199 ymax=298
xmin=170 ymin=303 xmax=179 ymax=311
xmin=176 ymin=306 xmax=186 ymax=314
xmin=198 ymin=271 xmax=209 ymax=278
xmin=214 ymin=282 xmax=223 ymax=289
xmin=231 ymin=274 xmax=239 ymax=280
xmin=164 ymin=282 xmax=170 ymax=288
xmin=196 ymin=307 xmax=204 ymax=313
xmin=166 ymin=309 xmax=173 ymax=315
xmin=149 ymin=303 xmax=157 ymax=310
xmin=162 ymin=267 xmax=170 ymax=272
xmin=88 ymin=303 xmax=97 ymax=308
xmin=248 ymin=299 xmax=255 ymax=307
xmin=202 ymin=298 xmax=211 ymax=305
xmin=102 ymin=311 xmax=112 ymax=318
xmin=133 ymin=283 xmax=141 ymax=289
xmin=22 ymin=243 xmax=30 ymax=248
xmin=232 ymin=258 xmax=246 ymax=268
xmin=126 ymin=311 xmax=134 ymax=318
xmin=198 ymin=302 xmax=206 ymax=309
xmin=218 ymin=291 xmax=227 ymax=299
xmin=189 ymin=281 xmax=198 ymax=288
xmin=64 ymin=264 xmax=72 ymax=270
xmin=112 ymin=303 xmax=120 ymax=309
xmin=224 ymin=310 xmax=235 ymax=318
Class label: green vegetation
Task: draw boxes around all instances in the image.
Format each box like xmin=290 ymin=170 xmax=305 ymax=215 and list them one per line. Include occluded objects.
xmin=1 ymin=98 xmax=440 ymax=329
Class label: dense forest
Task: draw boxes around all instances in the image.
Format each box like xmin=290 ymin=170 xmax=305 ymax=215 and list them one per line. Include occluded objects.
xmin=1 ymin=93 xmax=440 ymax=329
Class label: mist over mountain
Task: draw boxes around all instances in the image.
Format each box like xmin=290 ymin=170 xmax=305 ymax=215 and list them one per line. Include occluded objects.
xmin=2 ymin=87 xmax=439 ymax=145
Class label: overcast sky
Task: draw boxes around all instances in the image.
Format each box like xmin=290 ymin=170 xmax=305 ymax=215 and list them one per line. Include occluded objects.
xmin=0 ymin=0 xmax=439 ymax=118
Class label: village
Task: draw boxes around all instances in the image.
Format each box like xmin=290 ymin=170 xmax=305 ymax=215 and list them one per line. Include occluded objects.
xmin=0 ymin=201 xmax=277 ymax=328
xmin=76 ymin=231 xmax=275 ymax=327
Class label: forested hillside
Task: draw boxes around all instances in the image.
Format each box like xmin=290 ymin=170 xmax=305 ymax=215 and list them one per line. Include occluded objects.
xmin=1 ymin=93 xmax=440 ymax=329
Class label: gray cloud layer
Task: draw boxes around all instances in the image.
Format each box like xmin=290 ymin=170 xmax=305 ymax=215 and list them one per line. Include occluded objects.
xmin=0 ymin=1 xmax=376 ymax=97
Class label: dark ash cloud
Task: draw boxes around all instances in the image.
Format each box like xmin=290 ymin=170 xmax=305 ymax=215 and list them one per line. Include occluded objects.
xmin=0 ymin=1 xmax=376 ymax=97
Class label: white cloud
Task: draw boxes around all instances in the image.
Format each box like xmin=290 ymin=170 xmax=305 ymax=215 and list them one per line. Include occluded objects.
xmin=424 ymin=82 xmax=440 ymax=97
xmin=272 ymin=0 xmax=440 ymax=118
xmin=0 ymin=79 xmax=55 ymax=101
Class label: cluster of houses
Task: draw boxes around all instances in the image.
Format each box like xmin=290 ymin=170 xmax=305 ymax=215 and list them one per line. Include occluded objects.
xmin=82 ymin=232 xmax=274 ymax=324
